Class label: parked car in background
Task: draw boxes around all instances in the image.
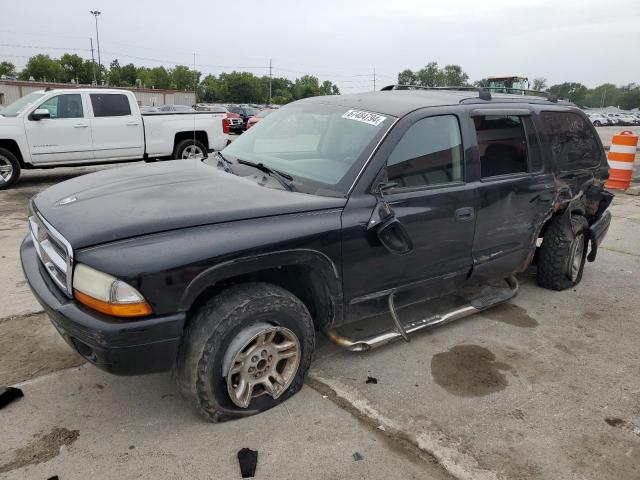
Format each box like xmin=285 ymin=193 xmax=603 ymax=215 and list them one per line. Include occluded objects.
xmin=586 ymin=113 xmax=610 ymax=127
xmin=604 ymin=114 xmax=623 ymax=126
xmin=228 ymin=105 xmax=260 ymax=129
xmin=0 ymin=88 xmax=228 ymax=189
xmin=246 ymin=109 xmax=275 ymax=129
xmin=196 ymin=104 xmax=244 ymax=134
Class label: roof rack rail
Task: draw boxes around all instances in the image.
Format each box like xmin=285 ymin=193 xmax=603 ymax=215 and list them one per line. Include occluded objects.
xmin=380 ymin=84 xmax=559 ymax=103
xmin=380 ymin=84 xmax=491 ymax=100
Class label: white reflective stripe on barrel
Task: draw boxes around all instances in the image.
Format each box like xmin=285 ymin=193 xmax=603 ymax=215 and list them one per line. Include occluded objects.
xmin=609 ymin=144 xmax=638 ymax=155
xmin=607 ymin=160 xmax=635 ymax=170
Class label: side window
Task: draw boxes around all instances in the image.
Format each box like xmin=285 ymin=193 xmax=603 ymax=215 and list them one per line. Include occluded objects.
xmin=38 ymin=94 xmax=84 ymax=119
xmin=523 ymin=116 xmax=542 ymax=172
xmin=541 ymin=112 xmax=601 ymax=170
xmin=90 ymin=94 xmax=131 ymax=117
xmin=386 ymin=115 xmax=463 ymax=189
xmin=474 ymin=115 xmax=528 ymax=178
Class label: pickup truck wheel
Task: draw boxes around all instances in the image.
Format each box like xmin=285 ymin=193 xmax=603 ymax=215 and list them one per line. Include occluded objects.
xmin=537 ymin=215 xmax=589 ymax=291
xmin=0 ymin=147 xmax=20 ymax=190
xmin=174 ymin=139 xmax=207 ymax=160
xmin=175 ymin=282 xmax=315 ymax=422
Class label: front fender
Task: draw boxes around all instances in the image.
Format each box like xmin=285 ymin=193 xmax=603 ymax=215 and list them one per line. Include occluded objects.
xmin=178 ymin=248 xmax=342 ymax=311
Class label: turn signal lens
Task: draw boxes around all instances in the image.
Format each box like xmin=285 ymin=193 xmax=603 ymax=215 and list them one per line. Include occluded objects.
xmin=74 ymin=290 xmax=153 ymax=317
xmin=72 ymin=263 xmax=152 ymax=318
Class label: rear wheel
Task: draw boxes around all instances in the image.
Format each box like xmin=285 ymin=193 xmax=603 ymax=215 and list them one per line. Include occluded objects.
xmin=0 ymin=147 xmax=20 ymax=190
xmin=537 ymin=215 xmax=589 ymax=290
xmin=174 ymin=139 xmax=207 ymax=160
xmin=175 ymin=283 xmax=315 ymax=422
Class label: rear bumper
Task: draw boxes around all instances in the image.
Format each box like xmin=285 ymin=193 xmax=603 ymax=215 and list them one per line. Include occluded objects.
xmin=586 ymin=210 xmax=611 ymax=262
xmin=591 ymin=210 xmax=611 ymax=246
xmin=20 ymin=236 xmax=186 ymax=375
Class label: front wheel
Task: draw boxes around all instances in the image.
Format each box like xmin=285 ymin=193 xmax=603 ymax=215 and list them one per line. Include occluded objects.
xmin=173 ymin=139 xmax=207 ymax=160
xmin=175 ymin=283 xmax=315 ymax=422
xmin=0 ymin=147 xmax=21 ymax=190
xmin=537 ymin=215 xmax=589 ymax=290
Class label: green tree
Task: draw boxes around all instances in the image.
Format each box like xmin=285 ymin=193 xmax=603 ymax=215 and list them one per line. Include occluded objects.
xmin=148 ymin=66 xmax=171 ymax=89
xmin=548 ymin=82 xmax=588 ymax=104
xmin=18 ymin=54 xmax=61 ymax=82
xmin=0 ymin=61 xmax=17 ymax=77
xmin=59 ymin=53 xmax=95 ymax=84
xmin=120 ymin=63 xmax=138 ymax=86
xmin=442 ymin=64 xmax=469 ymax=86
xmin=108 ymin=59 xmax=123 ymax=86
xmin=171 ymin=65 xmax=200 ymax=90
xmin=416 ymin=62 xmax=445 ymax=87
xmin=532 ymin=77 xmax=548 ymax=92
xmin=398 ymin=69 xmax=417 ymax=85
xmin=619 ymin=84 xmax=640 ymax=110
xmin=293 ymin=75 xmax=321 ymax=99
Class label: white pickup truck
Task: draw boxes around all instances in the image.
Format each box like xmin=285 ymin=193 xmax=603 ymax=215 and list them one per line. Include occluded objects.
xmin=0 ymin=88 xmax=230 ymax=189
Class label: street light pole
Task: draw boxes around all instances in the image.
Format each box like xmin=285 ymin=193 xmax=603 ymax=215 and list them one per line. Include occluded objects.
xmin=90 ymin=10 xmax=101 ymax=82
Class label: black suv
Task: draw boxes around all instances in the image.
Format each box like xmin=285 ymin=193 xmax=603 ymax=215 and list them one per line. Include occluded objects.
xmin=21 ymin=87 xmax=612 ymax=422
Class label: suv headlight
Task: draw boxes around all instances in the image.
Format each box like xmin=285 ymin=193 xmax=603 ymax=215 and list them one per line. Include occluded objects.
xmin=72 ymin=263 xmax=152 ymax=317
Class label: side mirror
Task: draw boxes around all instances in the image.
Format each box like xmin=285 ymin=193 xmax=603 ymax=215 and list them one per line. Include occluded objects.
xmin=377 ymin=217 xmax=413 ymax=255
xmin=31 ymin=108 xmax=51 ymax=121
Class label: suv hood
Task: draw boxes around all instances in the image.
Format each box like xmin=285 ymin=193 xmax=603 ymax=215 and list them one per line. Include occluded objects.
xmin=32 ymin=159 xmax=346 ymax=249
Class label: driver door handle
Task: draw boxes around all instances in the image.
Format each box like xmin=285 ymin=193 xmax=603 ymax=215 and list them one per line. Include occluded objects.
xmin=126 ymin=121 xmax=140 ymax=126
xmin=455 ymin=207 xmax=475 ymax=222
xmin=73 ymin=124 xmax=89 ymax=128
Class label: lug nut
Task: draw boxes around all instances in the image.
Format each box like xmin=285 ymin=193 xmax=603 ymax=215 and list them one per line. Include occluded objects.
xmin=248 ymin=367 xmax=255 ymax=373
xmin=261 ymin=350 xmax=267 ymax=358
xmin=251 ymin=356 xmax=258 ymax=363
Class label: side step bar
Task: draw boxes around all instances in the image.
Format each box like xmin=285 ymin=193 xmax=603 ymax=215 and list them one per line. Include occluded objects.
xmin=326 ymin=276 xmax=518 ymax=352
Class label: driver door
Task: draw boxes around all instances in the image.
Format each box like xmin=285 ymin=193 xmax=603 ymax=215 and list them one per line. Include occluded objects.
xmin=341 ymin=110 xmax=478 ymax=322
xmin=24 ymin=93 xmax=94 ymax=164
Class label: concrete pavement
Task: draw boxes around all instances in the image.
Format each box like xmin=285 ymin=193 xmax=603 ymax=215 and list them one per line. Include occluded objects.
xmin=1 ymin=160 xmax=640 ymax=479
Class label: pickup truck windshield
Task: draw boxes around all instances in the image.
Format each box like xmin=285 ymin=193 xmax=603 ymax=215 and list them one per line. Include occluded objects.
xmin=0 ymin=92 xmax=45 ymax=117
xmin=218 ymin=103 xmax=393 ymax=195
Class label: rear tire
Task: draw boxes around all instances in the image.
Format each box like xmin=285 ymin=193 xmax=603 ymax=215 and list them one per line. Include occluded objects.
xmin=0 ymin=147 xmax=21 ymax=190
xmin=537 ymin=215 xmax=589 ymax=291
xmin=173 ymin=139 xmax=207 ymax=160
xmin=175 ymin=283 xmax=315 ymax=422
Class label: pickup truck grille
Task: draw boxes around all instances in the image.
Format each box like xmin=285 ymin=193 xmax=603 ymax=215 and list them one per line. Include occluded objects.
xmin=29 ymin=210 xmax=74 ymax=297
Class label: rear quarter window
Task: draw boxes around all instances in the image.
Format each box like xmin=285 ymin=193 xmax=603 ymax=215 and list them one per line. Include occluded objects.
xmin=90 ymin=94 xmax=132 ymax=117
xmin=541 ymin=111 xmax=602 ymax=170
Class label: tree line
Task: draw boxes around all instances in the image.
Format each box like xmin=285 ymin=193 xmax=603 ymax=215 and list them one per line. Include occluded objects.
xmin=398 ymin=62 xmax=640 ymax=110
xmin=0 ymin=54 xmax=340 ymax=104
xmin=1 ymin=55 xmax=638 ymax=109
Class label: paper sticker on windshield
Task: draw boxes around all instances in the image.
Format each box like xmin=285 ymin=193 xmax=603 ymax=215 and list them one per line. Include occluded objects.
xmin=341 ymin=109 xmax=386 ymax=126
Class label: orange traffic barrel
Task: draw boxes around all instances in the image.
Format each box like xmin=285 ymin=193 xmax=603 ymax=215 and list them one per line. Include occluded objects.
xmin=605 ymin=130 xmax=638 ymax=190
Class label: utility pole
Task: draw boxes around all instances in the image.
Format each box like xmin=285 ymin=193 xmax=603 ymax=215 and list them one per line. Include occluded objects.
xmin=269 ymin=58 xmax=273 ymax=105
xmin=90 ymin=38 xmax=97 ymax=85
xmin=90 ymin=10 xmax=102 ymax=82
xmin=373 ymin=68 xmax=376 ymax=91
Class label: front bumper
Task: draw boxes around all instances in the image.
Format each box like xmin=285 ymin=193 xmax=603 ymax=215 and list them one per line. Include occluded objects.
xmin=20 ymin=236 xmax=186 ymax=375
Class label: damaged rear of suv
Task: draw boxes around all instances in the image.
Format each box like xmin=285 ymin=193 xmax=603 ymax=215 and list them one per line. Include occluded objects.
xmin=21 ymin=86 xmax=612 ymax=422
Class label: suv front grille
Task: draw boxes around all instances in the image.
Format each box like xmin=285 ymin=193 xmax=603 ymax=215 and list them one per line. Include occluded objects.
xmin=29 ymin=210 xmax=74 ymax=297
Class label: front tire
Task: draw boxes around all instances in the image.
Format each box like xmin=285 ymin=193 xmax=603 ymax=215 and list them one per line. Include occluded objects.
xmin=173 ymin=139 xmax=207 ymax=160
xmin=537 ymin=215 xmax=589 ymax=291
xmin=175 ymin=283 xmax=315 ymax=422
xmin=0 ymin=147 xmax=21 ymax=190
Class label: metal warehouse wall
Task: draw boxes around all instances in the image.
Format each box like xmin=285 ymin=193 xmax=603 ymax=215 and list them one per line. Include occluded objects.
xmin=0 ymin=81 xmax=195 ymax=107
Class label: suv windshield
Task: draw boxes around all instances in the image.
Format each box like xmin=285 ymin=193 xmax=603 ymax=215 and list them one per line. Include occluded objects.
xmin=0 ymin=92 xmax=45 ymax=117
xmin=215 ymin=103 xmax=393 ymax=195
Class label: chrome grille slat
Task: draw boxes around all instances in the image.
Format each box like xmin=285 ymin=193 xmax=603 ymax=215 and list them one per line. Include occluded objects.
xmin=29 ymin=208 xmax=74 ymax=297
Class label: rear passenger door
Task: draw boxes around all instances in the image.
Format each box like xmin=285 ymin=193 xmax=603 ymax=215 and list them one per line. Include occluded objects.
xmin=470 ymin=109 xmax=555 ymax=280
xmin=89 ymin=93 xmax=144 ymax=160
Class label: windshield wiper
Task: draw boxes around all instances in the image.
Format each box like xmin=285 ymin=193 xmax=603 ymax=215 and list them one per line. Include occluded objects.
xmin=215 ymin=151 xmax=233 ymax=173
xmin=236 ymin=159 xmax=295 ymax=191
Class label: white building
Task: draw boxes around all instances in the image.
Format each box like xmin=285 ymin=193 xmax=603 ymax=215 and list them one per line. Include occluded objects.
xmin=0 ymin=80 xmax=195 ymax=108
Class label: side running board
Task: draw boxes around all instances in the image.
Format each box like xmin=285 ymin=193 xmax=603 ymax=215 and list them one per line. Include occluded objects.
xmin=326 ymin=276 xmax=518 ymax=352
